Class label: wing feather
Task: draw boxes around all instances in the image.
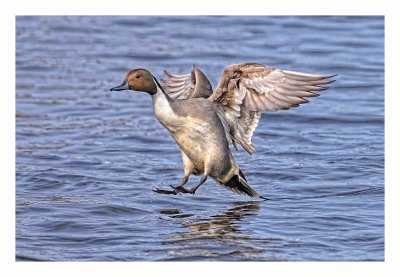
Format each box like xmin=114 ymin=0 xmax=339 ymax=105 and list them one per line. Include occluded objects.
xmin=161 ymin=66 xmax=213 ymax=99
xmin=210 ymin=63 xmax=336 ymax=154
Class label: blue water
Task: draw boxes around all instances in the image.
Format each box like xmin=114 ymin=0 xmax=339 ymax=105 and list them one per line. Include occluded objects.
xmin=16 ymin=16 xmax=384 ymax=261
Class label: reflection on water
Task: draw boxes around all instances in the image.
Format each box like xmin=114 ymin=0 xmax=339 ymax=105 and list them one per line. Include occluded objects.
xmin=180 ymin=201 xmax=260 ymax=237
xmin=158 ymin=202 xmax=272 ymax=261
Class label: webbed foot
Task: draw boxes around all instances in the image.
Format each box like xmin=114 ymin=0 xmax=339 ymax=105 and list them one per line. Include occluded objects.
xmin=152 ymin=185 xmax=194 ymax=195
xmin=169 ymin=185 xmax=193 ymax=194
xmin=152 ymin=187 xmax=177 ymax=195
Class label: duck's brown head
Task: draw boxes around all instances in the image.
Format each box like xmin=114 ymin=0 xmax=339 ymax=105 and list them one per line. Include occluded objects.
xmin=110 ymin=68 xmax=158 ymax=95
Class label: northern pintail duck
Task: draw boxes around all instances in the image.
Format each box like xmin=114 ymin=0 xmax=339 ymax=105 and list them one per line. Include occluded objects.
xmin=110 ymin=63 xmax=336 ymax=199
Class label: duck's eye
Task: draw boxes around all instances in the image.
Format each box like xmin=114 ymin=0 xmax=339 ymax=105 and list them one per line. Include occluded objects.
xmin=135 ymin=75 xmax=141 ymax=79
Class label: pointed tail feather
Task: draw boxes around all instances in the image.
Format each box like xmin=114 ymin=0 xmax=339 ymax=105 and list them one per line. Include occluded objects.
xmin=219 ymin=169 xmax=259 ymax=198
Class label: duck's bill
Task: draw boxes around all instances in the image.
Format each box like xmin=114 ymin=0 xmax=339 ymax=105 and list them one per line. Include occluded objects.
xmin=110 ymin=81 xmax=129 ymax=91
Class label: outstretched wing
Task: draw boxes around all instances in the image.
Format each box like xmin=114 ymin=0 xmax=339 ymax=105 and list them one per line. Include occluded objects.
xmin=160 ymin=66 xmax=213 ymax=99
xmin=209 ymin=63 xmax=336 ymax=154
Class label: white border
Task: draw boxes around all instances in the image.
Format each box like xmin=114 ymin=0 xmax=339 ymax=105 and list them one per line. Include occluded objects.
xmin=2 ymin=0 xmax=398 ymax=276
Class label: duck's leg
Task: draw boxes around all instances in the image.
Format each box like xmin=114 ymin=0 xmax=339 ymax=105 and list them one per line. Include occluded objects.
xmin=155 ymin=158 xmax=210 ymax=195
xmin=153 ymin=151 xmax=193 ymax=195
xmin=153 ymin=174 xmax=190 ymax=195
xmin=172 ymin=155 xmax=210 ymax=195
xmin=169 ymin=174 xmax=190 ymax=193
xmin=182 ymin=174 xmax=208 ymax=194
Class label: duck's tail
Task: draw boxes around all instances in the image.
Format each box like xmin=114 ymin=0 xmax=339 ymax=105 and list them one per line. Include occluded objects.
xmin=219 ymin=169 xmax=260 ymax=198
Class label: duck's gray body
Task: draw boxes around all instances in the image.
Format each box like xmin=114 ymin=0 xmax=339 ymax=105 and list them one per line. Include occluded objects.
xmin=152 ymin=86 xmax=238 ymax=186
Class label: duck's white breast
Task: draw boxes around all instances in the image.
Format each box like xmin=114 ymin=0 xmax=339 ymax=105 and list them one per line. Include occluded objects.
xmin=151 ymin=86 xmax=183 ymax=132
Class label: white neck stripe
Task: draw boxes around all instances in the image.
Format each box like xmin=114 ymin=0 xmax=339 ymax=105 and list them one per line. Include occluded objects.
xmin=153 ymin=77 xmax=164 ymax=93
